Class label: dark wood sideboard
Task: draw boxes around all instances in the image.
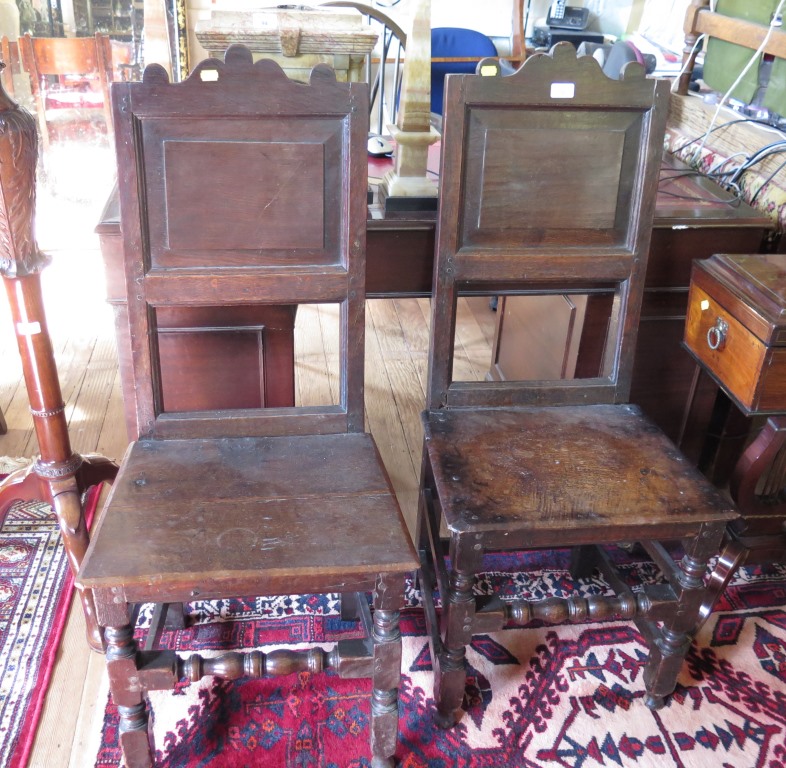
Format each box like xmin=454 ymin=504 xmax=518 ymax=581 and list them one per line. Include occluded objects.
xmin=98 ymin=153 xmax=771 ymax=445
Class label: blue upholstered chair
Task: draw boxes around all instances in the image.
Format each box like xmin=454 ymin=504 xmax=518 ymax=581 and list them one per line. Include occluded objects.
xmin=431 ymin=27 xmax=498 ymax=115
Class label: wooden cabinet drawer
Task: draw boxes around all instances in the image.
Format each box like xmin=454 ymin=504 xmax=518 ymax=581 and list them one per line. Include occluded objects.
xmin=684 ymin=254 xmax=786 ymax=414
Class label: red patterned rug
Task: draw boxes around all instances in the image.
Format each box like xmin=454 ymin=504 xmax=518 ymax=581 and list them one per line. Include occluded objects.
xmin=92 ymin=549 xmax=786 ymax=767
xmin=0 ymin=481 xmax=101 ymax=768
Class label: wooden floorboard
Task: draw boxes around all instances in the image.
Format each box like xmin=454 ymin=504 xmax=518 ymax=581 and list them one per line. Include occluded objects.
xmin=368 ymin=299 xmax=426 ymax=507
xmin=364 ymin=301 xmax=420 ymax=531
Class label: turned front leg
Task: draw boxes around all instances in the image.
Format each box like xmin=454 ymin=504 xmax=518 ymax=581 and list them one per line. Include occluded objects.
xmin=435 ymin=567 xmax=475 ymax=728
xmin=370 ymin=608 xmax=401 ymax=768
xmin=105 ymin=625 xmax=152 ymax=768
xmin=643 ymin=521 xmax=726 ymax=709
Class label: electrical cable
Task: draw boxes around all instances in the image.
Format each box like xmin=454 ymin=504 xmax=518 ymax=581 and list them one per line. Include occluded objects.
xmin=657 ymin=170 xmax=742 ymax=205
xmin=673 ymin=117 xmax=786 ymax=155
xmin=728 ymin=141 xmax=786 ymax=185
xmin=750 ymin=156 xmax=786 ymax=205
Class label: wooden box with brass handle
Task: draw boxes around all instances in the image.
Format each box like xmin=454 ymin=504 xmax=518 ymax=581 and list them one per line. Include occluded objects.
xmin=684 ymin=253 xmax=786 ymax=415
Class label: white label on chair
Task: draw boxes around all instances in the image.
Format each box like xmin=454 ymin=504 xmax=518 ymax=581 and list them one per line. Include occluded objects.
xmin=16 ymin=321 xmax=41 ymax=336
xmin=200 ymin=69 xmax=219 ymax=82
xmin=551 ymin=82 xmax=575 ymax=99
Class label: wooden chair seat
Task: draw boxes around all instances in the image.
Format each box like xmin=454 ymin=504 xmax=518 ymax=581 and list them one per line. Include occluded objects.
xmin=81 ymin=433 xmax=415 ymax=599
xmin=424 ymin=405 xmax=732 ymax=540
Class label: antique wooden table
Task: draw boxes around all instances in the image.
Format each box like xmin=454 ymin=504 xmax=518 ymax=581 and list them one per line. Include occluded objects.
xmin=684 ymin=253 xmax=786 ymax=564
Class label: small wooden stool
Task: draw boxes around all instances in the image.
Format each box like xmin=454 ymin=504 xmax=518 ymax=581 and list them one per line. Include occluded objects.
xmin=683 ymin=253 xmax=786 ymax=614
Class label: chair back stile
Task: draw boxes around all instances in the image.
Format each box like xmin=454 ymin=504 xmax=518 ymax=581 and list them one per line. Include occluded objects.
xmin=113 ymin=47 xmax=369 ymax=441
xmin=428 ymin=43 xmax=669 ymax=412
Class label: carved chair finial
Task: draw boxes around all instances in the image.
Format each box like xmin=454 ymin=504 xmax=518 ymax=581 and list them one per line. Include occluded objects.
xmin=0 ymin=74 xmax=46 ymax=278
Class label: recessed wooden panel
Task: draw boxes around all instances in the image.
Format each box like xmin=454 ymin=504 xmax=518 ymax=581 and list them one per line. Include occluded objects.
xmin=158 ymin=329 xmax=263 ymax=412
xmin=461 ymin=108 xmax=643 ymax=249
xmin=478 ymin=128 xmax=623 ymax=231
xmin=488 ymin=294 xmax=591 ymax=383
xmin=140 ymin=117 xmax=344 ymax=269
xmin=164 ymin=140 xmax=324 ymax=251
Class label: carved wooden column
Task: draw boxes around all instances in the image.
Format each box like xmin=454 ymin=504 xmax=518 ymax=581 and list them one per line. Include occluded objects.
xmin=0 ymin=61 xmax=110 ymax=651
xmin=379 ymin=0 xmax=439 ymax=211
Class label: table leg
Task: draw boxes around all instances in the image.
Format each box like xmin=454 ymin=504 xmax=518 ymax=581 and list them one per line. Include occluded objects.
xmin=696 ymin=415 xmax=786 ymax=626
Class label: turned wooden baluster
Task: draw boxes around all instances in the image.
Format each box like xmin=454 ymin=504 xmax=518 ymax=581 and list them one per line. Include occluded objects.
xmin=0 ymin=60 xmax=105 ymax=651
xmin=181 ymin=646 xmax=342 ymax=681
xmin=677 ymin=0 xmax=708 ymax=95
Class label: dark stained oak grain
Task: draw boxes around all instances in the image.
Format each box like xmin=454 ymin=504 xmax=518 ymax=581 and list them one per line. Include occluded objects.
xmin=77 ymin=47 xmax=417 ymax=768
xmin=416 ymin=43 xmax=737 ymax=727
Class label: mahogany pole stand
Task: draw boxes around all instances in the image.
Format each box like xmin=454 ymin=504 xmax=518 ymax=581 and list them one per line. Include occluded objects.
xmin=0 ymin=61 xmax=116 ymax=652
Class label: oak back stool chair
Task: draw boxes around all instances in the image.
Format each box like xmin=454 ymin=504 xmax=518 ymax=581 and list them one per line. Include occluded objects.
xmin=18 ymin=32 xmax=114 ymax=154
xmin=77 ymin=45 xmax=418 ymax=768
xmin=416 ymin=43 xmax=739 ymax=728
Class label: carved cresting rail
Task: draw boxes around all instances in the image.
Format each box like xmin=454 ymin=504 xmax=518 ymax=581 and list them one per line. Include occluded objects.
xmin=0 ymin=61 xmax=116 ymax=652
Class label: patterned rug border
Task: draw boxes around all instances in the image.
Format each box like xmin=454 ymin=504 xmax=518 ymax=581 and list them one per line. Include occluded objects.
xmin=90 ymin=556 xmax=786 ymax=767
xmin=2 ymin=480 xmax=102 ymax=768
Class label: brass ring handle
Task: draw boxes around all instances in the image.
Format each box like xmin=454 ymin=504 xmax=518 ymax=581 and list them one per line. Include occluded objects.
xmin=707 ymin=317 xmax=728 ymax=351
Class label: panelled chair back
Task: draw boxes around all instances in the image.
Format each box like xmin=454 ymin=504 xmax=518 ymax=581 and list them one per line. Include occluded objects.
xmin=417 ymin=43 xmax=738 ymax=728
xmin=77 ymin=46 xmax=417 ymax=768
xmin=19 ymin=32 xmax=113 ymax=153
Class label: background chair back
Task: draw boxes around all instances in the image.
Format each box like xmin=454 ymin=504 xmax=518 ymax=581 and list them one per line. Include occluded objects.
xmin=19 ymin=32 xmax=114 ymax=150
xmin=320 ymin=1 xmax=406 ymax=135
xmin=112 ymin=46 xmax=369 ymax=440
xmin=430 ymin=27 xmax=498 ymax=115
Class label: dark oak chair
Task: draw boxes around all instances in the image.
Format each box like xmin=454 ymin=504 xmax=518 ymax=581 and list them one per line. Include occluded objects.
xmin=416 ymin=43 xmax=738 ymax=728
xmin=18 ymin=32 xmax=114 ymax=153
xmin=77 ymin=46 xmax=417 ymax=768
xmin=676 ymin=0 xmax=786 ymax=97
